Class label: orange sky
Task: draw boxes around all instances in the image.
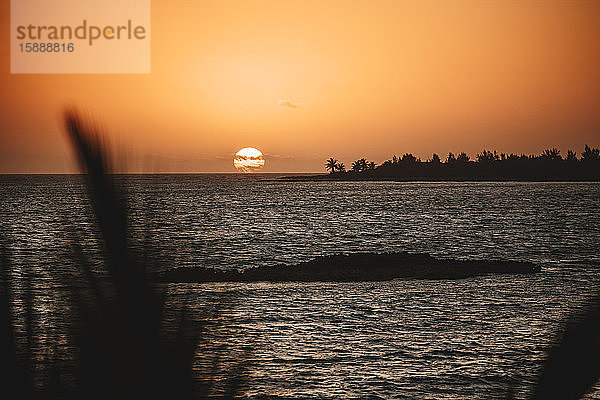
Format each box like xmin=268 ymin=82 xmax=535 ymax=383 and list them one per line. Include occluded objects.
xmin=1 ymin=0 xmax=600 ymax=173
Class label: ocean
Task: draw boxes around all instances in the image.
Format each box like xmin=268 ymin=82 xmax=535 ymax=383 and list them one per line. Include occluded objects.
xmin=1 ymin=174 xmax=599 ymax=399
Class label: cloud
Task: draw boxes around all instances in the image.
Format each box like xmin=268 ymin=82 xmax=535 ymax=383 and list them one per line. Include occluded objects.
xmin=264 ymin=153 xmax=295 ymax=160
xmin=278 ymin=99 xmax=300 ymax=108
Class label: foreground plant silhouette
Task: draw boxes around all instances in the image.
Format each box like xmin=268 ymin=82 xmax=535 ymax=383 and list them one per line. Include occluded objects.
xmin=527 ymin=294 xmax=600 ymax=400
xmin=1 ymin=111 xmax=245 ymax=399
xmin=65 ymin=111 xmax=201 ymax=398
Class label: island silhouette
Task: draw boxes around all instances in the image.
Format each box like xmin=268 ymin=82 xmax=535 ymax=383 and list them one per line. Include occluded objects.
xmin=158 ymin=252 xmax=541 ymax=283
xmin=304 ymin=147 xmax=600 ymax=181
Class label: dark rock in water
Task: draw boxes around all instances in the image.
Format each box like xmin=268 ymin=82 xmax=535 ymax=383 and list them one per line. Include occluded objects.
xmin=157 ymin=252 xmax=541 ymax=283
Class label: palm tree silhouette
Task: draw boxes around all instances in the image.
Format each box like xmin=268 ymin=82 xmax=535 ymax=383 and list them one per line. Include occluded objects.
xmin=542 ymin=148 xmax=561 ymax=160
xmin=457 ymin=152 xmax=470 ymax=163
xmin=336 ymin=162 xmax=346 ymax=172
xmin=325 ymin=157 xmax=338 ymax=174
xmin=582 ymin=145 xmax=599 ymax=161
xmin=358 ymin=158 xmax=368 ymax=171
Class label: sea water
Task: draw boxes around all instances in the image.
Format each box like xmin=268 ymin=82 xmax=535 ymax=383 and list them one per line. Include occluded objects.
xmin=1 ymin=174 xmax=599 ymax=399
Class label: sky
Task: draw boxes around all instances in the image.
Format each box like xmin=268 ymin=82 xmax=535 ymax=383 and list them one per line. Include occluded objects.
xmin=1 ymin=0 xmax=600 ymax=173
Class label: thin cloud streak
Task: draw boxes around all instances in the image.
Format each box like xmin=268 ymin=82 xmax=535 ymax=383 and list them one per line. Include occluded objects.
xmin=278 ymin=99 xmax=301 ymax=108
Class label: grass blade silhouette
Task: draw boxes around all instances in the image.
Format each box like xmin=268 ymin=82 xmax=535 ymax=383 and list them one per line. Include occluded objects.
xmin=0 ymin=237 xmax=34 ymax=398
xmin=64 ymin=111 xmax=200 ymax=398
xmin=530 ymin=296 xmax=600 ymax=400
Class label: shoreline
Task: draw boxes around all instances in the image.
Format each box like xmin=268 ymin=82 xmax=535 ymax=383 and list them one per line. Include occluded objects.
xmin=277 ymin=174 xmax=600 ymax=182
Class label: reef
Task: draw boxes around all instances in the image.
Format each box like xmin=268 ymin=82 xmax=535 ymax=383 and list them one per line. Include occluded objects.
xmin=157 ymin=252 xmax=541 ymax=283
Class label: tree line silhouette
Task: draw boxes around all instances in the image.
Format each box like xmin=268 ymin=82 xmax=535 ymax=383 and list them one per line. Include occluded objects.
xmin=325 ymin=146 xmax=600 ymax=180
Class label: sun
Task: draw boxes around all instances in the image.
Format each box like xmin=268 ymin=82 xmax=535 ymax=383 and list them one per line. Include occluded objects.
xmin=233 ymin=147 xmax=265 ymax=172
